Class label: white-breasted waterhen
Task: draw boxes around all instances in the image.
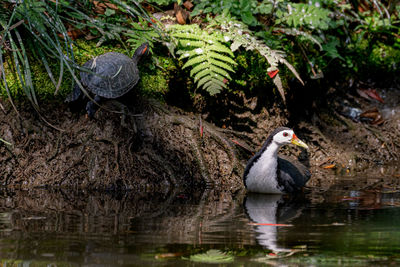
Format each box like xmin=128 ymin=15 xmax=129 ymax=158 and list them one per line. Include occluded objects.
xmin=243 ymin=127 xmax=311 ymax=194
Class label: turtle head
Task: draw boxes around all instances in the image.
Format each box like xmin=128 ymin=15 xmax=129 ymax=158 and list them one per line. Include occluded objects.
xmin=132 ymin=42 xmax=149 ymax=63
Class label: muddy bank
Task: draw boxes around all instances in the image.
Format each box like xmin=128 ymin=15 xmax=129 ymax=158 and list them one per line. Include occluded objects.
xmin=0 ymin=82 xmax=399 ymax=191
xmin=0 ymin=98 xmax=246 ymax=191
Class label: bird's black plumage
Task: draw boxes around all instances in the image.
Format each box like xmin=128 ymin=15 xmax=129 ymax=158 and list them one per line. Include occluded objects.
xmin=277 ymin=156 xmax=311 ymax=193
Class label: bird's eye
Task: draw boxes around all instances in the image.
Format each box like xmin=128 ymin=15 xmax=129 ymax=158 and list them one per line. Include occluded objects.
xmin=283 ymin=132 xmax=288 ymax=137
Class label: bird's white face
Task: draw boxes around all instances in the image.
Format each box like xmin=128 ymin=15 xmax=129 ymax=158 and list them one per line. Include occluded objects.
xmin=273 ymin=129 xmax=309 ymax=149
xmin=273 ymin=129 xmax=295 ymax=145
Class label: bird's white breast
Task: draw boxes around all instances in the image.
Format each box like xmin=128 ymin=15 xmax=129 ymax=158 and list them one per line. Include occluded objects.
xmin=245 ymin=144 xmax=282 ymax=194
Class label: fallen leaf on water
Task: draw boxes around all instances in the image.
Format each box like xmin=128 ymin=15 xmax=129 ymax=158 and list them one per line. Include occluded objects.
xmin=155 ymin=252 xmax=184 ymax=259
xmin=265 ymin=250 xmax=302 ymax=259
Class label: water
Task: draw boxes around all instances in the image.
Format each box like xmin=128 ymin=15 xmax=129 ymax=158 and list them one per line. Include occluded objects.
xmin=1 ymin=177 xmax=400 ymax=266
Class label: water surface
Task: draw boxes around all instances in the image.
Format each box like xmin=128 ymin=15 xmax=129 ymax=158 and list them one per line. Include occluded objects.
xmin=1 ymin=176 xmax=400 ymax=266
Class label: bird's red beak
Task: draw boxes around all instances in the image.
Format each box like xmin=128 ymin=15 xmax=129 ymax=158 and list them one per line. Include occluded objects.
xmin=291 ymin=133 xmax=309 ymax=149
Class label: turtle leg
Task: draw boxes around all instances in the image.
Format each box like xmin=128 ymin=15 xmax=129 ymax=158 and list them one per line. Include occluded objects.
xmin=86 ymin=95 xmax=101 ymax=118
xmin=120 ymin=103 xmax=129 ymax=128
xmin=109 ymin=100 xmax=134 ymax=128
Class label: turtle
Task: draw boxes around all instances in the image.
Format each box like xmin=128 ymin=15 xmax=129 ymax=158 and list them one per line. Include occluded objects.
xmin=66 ymin=42 xmax=149 ymax=117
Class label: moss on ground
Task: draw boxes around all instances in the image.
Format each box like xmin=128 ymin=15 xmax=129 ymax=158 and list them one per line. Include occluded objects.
xmin=0 ymin=40 xmax=173 ymax=102
xmin=369 ymin=42 xmax=400 ymax=72
xmin=346 ymin=38 xmax=400 ymax=76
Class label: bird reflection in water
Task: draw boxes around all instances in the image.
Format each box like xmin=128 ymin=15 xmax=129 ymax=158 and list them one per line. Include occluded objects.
xmin=244 ymin=193 xmax=306 ymax=252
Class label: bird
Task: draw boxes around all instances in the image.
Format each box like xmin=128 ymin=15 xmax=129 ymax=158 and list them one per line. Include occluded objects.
xmin=243 ymin=127 xmax=311 ymax=194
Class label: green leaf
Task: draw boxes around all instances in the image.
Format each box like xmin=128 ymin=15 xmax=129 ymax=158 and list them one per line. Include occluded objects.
xmin=256 ymin=2 xmax=273 ymax=15
xmin=189 ymin=250 xmax=234 ymax=264
xmin=241 ymin=11 xmax=257 ymax=26
xmin=104 ymin=8 xmax=116 ymax=17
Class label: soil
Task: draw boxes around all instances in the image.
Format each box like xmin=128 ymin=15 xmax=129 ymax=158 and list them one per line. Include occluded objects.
xmin=0 ymin=81 xmax=399 ymax=192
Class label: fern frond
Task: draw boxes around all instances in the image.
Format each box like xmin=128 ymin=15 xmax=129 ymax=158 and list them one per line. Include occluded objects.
xmin=210 ymin=58 xmax=235 ymax=72
xmin=209 ymin=51 xmax=237 ymax=65
xmin=182 ymin=55 xmax=208 ymax=69
xmin=275 ymin=27 xmax=322 ymax=51
xmin=205 ymin=84 xmax=223 ymax=95
xmin=197 ymin=73 xmax=227 ymax=90
xmin=197 ymin=75 xmax=212 ymax=89
xmin=178 ymin=48 xmax=205 ymax=59
xmin=212 ymin=14 xmax=304 ymax=102
xmin=203 ymin=79 xmax=227 ymax=91
xmin=203 ymin=79 xmax=225 ymax=89
xmin=279 ymin=58 xmax=304 ymax=86
xmin=172 ymin=32 xmax=203 ymax=40
xmin=194 ymin=68 xmax=211 ymax=81
xmin=178 ymin=40 xmax=204 ymax=48
xmin=168 ymin=24 xmax=236 ymax=94
xmin=210 ymin=66 xmax=231 ymax=79
xmin=272 ymin=74 xmax=286 ymax=103
xmin=190 ymin=63 xmax=208 ymax=76
xmin=208 ymin=44 xmax=234 ymax=56
xmin=211 ymin=73 xmax=226 ymax=82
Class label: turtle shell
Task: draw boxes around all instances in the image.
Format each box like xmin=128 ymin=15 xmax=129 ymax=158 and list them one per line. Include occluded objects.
xmin=81 ymin=52 xmax=139 ymax=99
